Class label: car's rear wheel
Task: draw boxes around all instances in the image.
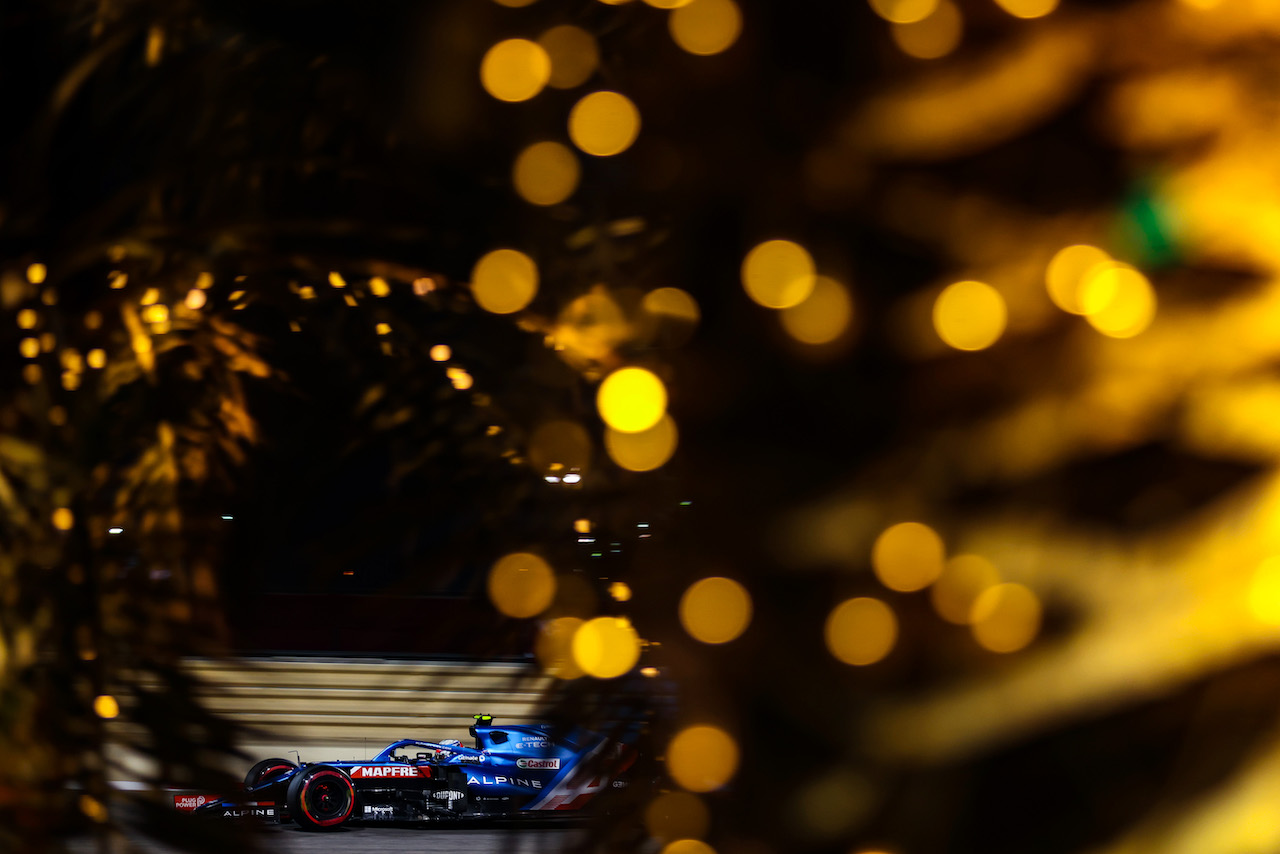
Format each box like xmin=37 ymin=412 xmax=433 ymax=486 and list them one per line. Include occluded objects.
xmin=244 ymin=757 xmax=297 ymax=790
xmin=286 ymin=764 xmax=356 ymax=830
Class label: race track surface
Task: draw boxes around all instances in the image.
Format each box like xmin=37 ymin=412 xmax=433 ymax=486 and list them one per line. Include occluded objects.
xmin=65 ymin=824 xmax=588 ymax=853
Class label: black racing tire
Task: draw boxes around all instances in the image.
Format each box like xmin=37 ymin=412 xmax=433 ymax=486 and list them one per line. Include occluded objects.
xmin=286 ymin=764 xmax=356 ymax=830
xmin=243 ymin=757 xmax=298 ymax=790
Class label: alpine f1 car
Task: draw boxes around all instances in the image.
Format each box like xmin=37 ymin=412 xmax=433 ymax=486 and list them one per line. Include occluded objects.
xmin=194 ymin=715 xmax=638 ymax=829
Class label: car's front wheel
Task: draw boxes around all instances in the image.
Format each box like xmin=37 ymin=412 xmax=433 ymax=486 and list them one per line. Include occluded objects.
xmin=244 ymin=757 xmax=297 ymax=791
xmin=286 ymin=764 xmax=356 ymax=830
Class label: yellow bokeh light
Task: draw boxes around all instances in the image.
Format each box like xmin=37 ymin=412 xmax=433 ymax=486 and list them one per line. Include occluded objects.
xmin=447 ymin=367 xmax=474 ymax=390
xmin=142 ymin=304 xmax=169 ymax=325
xmin=23 ymin=364 xmax=40 ymax=384
xmin=375 ymin=322 xmax=391 ymax=335
xmin=872 ymin=521 xmax=945 ymax=592
xmin=185 ymin=288 xmax=207 ymax=310
xmin=643 ymin=287 xmax=701 ymax=324
xmin=487 ymin=552 xmax=556 ymax=619
xmin=645 ymin=0 xmax=694 ymax=7
xmin=52 ymin=507 xmax=74 ymax=531
xmin=369 ymin=276 xmax=390 ymax=297
xmin=669 ymin=0 xmax=743 ymax=57
xmin=19 ymin=338 xmax=39 ymax=359
xmin=1080 ymin=263 xmax=1156 ymax=339
xmin=741 ymin=240 xmax=816 ymax=309
xmin=529 ymin=420 xmax=593 ymax=475
xmin=660 ymin=841 xmax=716 ymax=854
xmin=140 ymin=288 xmax=160 ymax=306
xmin=609 ymin=581 xmax=633 ymax=602
xmin=575 ymin=518 xmax=592 ymax=534
xmin=931 ymin=554 xmax=1000 ymax=625
xmin=1248 ymin=556 xmax=1280 ymax=625
xmin=472 ymin=248 xmax=538 ymax=314
xmin=869 ymin=0 xmax=940 ymax=24
xmin=87 ymin=349 xmax=106 ymax=369
xmin=17 ymin=309 xmax=37 ymax=329
xmin=538 ymin=25 xmax=600 ymax=89
xmin=645 ymin=791 xmax=710 ymax=841
xmin=1045 ymin=244 xmax=1110 ymax=314
xmin=536 ymin=616 xmax=586 ymax=679
xmin=27 ymin=263 xmax=47 ymax=285
xmin=970 ymin=582 xmax=1041 ymax=653
xmin=932 ymin=280 xmax=1007 ymax=351
xmin=568 ymin=91 xmax=641 ymax=156
xmin=572 ymin=616 xmax=641 ymax=678
xmin=891 ymin=0 xmax=962 ymax=60
xmin=598 ymin=367 xmax=668 ymax=433
xmin=679 ymin=576 xmax=752 ymax=644
xmin=1247 ymin=555 xmax=1280 ymax=625
xmin=430 ymin=344 xmax=452 ymax=362
xmin=480 ymin=39 xmax=551 ymax=103
xmin=328 ymin=271 xmax=346 ymax=288
xmin=667 ymin=725 xmax=739 ymax=792
xmin=780 ymin=275 xmax=854 ymax=345
xmin=993 ymin=0 xmax=1058 ymax=18
xmin=825 ymin=597 xmax=898 ymax=666
xmin=80 ymin=795 xmax=107 ymax=823
xmin=93 ymin=694 xmax=119 ymax=719
xmin=552 ymin=289 xmax=629 ymax=364
xmin=1078 ymin=262 xmax=1133 ymax=315
xmin=605 ymin=414 xmax=679 ymax=471
xmin=513 ymin=141 xmax=581 ymax=206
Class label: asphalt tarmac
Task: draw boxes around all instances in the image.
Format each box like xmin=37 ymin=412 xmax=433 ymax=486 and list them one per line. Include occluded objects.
xmin=65 ymin=823 xmax=591 ymax=853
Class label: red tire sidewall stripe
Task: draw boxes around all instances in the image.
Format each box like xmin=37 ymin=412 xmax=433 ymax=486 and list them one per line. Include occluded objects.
xmin=300 ymin=770 xmax=355 ymax=826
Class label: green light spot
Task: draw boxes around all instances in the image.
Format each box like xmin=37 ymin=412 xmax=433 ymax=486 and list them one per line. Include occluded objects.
xmin=1112 ymin=180 xmax=1179 ymax=268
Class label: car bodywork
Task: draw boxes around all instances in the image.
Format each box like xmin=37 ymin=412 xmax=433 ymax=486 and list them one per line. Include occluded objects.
xmin=193 ymin=717 xmax=638 ymax=829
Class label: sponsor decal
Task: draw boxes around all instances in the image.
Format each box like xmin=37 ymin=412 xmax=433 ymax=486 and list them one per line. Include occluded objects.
xmin=432 ymin=790 xmax=466 ymax=801
xmin=173 ymin=794 xmax=209 ymax=811
xmin=519 ymin=738 xmax=552 ymax=748
xmin=466 ymin=775 xmax=544 ymax=789
xmin=527 ymin=739 xmax=636 ymax=811
xmin=454 ymin=754 xmax=485 ymax=764
xmin=348 ymin=765 xmax=422 ymax=778
xmin=612 ymin=780 xmax=628 ymax=788
xmin=220 ymin=807 xmax=276 ymax=819
xmin=517 ymin=758 xmax=560 ymax=770
xmin=363 ymin=805 xmax=394 ymax=817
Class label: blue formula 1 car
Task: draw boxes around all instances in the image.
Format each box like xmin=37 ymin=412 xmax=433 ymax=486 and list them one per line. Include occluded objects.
xmin=195 ymin=715 xmax=638 ymax=829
